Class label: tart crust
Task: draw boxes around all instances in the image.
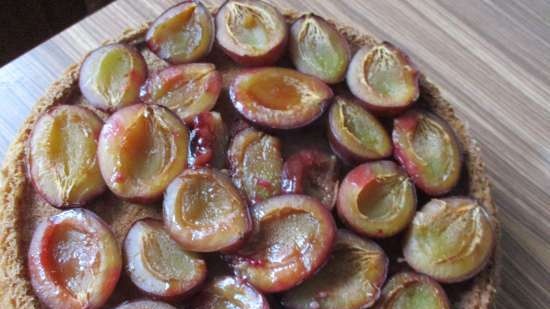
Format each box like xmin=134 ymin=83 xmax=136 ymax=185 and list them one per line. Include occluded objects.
xmin=0 ymin=11 xmax=499 ymax=309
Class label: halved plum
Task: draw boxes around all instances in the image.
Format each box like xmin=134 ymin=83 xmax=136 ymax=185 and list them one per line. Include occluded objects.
xmin=230 ymin=67 xmax=333 ymax=129
xmin=392 ymin=110 xmax=462 ymax=196
xmin=139 ymin=63 xmax=222 ymax=123
xmin=282 ymin=229 xmax=388 ymax=309
xmin=281 ymin=149 xmax=339 ymax=210
xmin=124 ymin=218 xmax=207 ymax=300
xmin=403 ymin=197 xmax=496 ymax=283
xmin=79 ymin=43 xmax=147 ymax=111
xmin=347 ymin=43 xmax=419 ymax=115
xmin=227 ymin=194 xmax=336 ymax=293
xmin=337 ymin=161 xmax=416 ymax=238
xmin=289 ymin=14 xmax=350 ymax=84
xmin=115 ymin=300 xmax=177 ymax=309
xmin=27 ymin=105 xmax=106 ymax=208
xmin=163 ymin=168 xmax=252 ymax=252
xmin=215 ymin=0 xmax=287 ymax=66
xmin=190 ymin=276 xmax=270 ymax=309
xmin=328 ymin=95 xmax=392 ymax=164
xmin=375 ymin=272 xmax=450 ymax=309
xmin=146 ymin=1 xmax=214 ymax=64
xmin=228 ymin=127 xmax=283 ymax=204
xmin=229 ymin=118 xmax=252 ymax=138
xmin=97 ymin=104 xmax=188 ymax=203
xmin=188 ymin=112 xmax=228 ymax=169
xmin=28 ymin=208 xmax=121 ymax=309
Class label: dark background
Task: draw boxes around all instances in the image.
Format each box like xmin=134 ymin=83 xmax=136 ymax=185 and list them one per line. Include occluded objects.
xmin=0 ymin=0 xmax=113 ymax=66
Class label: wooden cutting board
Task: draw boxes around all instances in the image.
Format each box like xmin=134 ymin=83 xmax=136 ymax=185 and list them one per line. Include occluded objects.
xmin=0 ymin=0 xmax=548 ymax=308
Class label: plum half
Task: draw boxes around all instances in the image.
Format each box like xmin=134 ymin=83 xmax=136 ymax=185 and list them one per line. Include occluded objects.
xmin=392 ymin=110 xmax=462 ymax=196
xmin=27 ymin=105 xmax=106 ymax=208
xmin=328 ymin=95 xmax=392 ymax=164
xmin=289 ymin=14 xmax=351 ymax=84
xmin=124 ymin=218 xmax=207 ymax=300
xmin=281 ymin=149 xmax=339 ymax=210
xmin=337 ymin=161 xmax=417 ymax=238
xmin=190 ymin=276 xmax=270 ymax=309
xmin=115 ymin=300 xmax=177 ymax=309
xmin=374 ymin=272 xmax=450 ymax=309
xmin=281 ymin=229 xmax=388 ymax=309
xmin=230 ymin=67 xmax=333 ymax=129
xmin=163 ymin=168 xmax=252 ymax=252
xmin=227 ymin=194 xmax=336 ymax=293
xmin=403 ymin=197 xmax=496 ymax=283
xmin=146 ymin=1 xmax=214 ymax=64
xmin=139 ymin=63 xmax=222 ymax=123
xmin=97 ymin=104 xmax=188 ymax=203
xmin=228 ymin=127 xmax=283 ymax=204
xmin=188 ymin=112 xmax=228 ymax=169
xmin=347 ymin=43 xmax=419 ymax=115
xmin=28 ymin=209 xmax=121 ymax=309
xmin=79 ymin=44 xmax=147 ymax=111
xmin=215 ymin=0 xmax=288 ymax=66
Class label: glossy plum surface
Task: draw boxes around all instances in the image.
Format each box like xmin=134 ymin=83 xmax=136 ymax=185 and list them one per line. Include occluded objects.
xmin=27 ymin=105 xmax=106 ymax=208
xmin=228 ymin=127 xmax=283 ymax=204
xmin=190 ymin=276 xmax=270 ymax=309
xmin=347 ymin=43 xmax=419 ymax=115
xmin=227 ymin=194 xmax=336 ymax=293
xmin=114 ymin=300 xmax=177 ymax=309
xmin=289 ymin=14 xmax=350 ymax=84
xmin=146 ymin=1 xmax=214 ymax=64
xmin=392 ymin=110 xmax=462 ymax=196
xmin=230 ymin=67 xmax=333 ymax=129
xmin=282 ymin=229 xmax=388 ymax=309
xmin=216 ymin=0 xmax=288 ymax=66
xmin=188 ymin=112 xmax=228 ymax=169
xmin=328 ymin=95 xmax=392 ymax=164
xmin=403 ymin=197 xmax=495 ymax=283
xmin=281 ymin=149 xmax=339 ymax=210
xmin=97 ymin=104 xmax=188 ymax=203
xmin=28 ymin=209 xmax=121 ymax=309
xmin=374 ymin=272 xmax=450 ymax=309
xmin=139 ymin=63 xmax=222 ymax=123
xmin=79 ymin=44 xmax=147 ymax=111
xmin=337 ymin=161 xmax=417 ymax=238
xmin=163 ymin=168 xmax=252 ymax=252
xmin=124 ymin=219 xmax=207 ymax=300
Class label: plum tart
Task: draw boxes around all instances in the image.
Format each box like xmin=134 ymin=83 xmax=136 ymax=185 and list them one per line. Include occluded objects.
xmin=0 ymin=1 xmax=498 ymax=309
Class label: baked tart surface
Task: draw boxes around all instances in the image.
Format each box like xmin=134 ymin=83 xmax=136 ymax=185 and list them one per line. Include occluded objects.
xmin=0 ymin=5 xmax=499 ymax=309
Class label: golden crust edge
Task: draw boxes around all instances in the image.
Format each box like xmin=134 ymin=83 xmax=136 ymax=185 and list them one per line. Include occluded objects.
xmin=0 ymin=10 xmax=500 ymax=309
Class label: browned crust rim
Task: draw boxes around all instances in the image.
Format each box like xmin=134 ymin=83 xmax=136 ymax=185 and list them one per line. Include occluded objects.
xmin=0 ymin=9 xmax=500 ymax=309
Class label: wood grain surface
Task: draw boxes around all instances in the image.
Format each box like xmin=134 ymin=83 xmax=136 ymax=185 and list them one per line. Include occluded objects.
xmin=0 ymin=0 xmax=548 ymax=308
